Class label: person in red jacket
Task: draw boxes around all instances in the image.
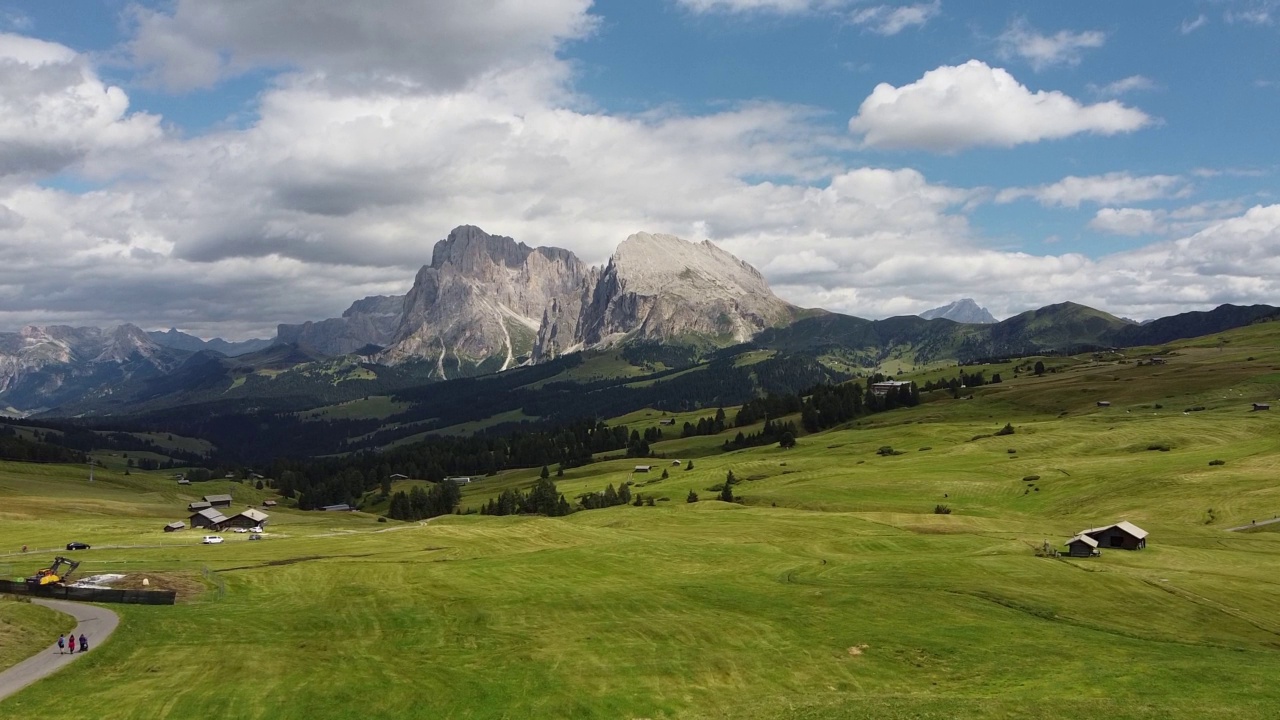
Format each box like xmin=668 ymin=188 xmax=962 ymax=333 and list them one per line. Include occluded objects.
xmin=68 ymin=634 xmax=75 ymax=653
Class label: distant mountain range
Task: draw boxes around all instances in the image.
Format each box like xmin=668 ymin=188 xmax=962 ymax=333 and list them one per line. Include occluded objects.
xmin=920 ymin=299 xmax=997 ymax=324
xmin=2 ymin=224 xmax=1278 ymax=418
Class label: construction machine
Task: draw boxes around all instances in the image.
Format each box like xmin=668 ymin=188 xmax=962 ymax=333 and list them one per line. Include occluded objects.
xmin=26 ymin=556 xmax=81 ymax=588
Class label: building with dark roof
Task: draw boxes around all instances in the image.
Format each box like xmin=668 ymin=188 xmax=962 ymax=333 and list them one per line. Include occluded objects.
xmin=190 ymin=507 xmax=229 ymax=529
xmin=187 ymin=501 xmax=212 ymax=512
xmin=1080 ymin=521 xmax=1148 ymax=550
xmin=223 ymin=508 xmax=270 ymax=528
xmin=203 ymin=494 xmax=233 ymax=507
xmin=164 ymin=521 xmax=185 ymax=532
xmin=1064 ymin=534 xmax=1099 ymax=557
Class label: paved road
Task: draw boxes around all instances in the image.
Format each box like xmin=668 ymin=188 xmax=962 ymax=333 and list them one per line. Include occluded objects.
xmin=0 ymin=599 xmax=119 ymax=703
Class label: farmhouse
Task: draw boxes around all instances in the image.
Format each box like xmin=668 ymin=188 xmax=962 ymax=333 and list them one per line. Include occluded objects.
xmin=187 ymin=501 xmax=212 ymax=512
xmin=1080 ymin=521 xmax=1148 ymax=550
xmin=1254 ymin=403 xmax=1271 ymax=411
xmin=190 ymin=507 xmax=228 ymax=529
xmin=203 ymin=494 xmax=233 ymax=508
xmin=164 ymin=521 xmax=185 ymax=532
xmin=871 ymin=380 xmax=914 ymax=397
xmin=224 ymin=507 xmax=270 ymax=529
xmin=633 ymin=465 xmax=652 ymax=473
xmin=262 ymin=499 xmax=278 ymax=507
xmin=1064 ymin=534 xmax=1099 ymax=557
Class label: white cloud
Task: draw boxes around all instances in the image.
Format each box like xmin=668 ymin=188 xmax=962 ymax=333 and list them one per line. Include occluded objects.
xmin=1088 ymin=75 xmax=1156 ymax=97
xmin=1089 ymin=208 xmax=1165 ymax=236
xmin=0 ymin=33 xmax=161 ymax=177
xmin=997 ymin=173 xmax=1185 ymax=208
xmin=1226 ymin=7 xmax=1274 ymax=25
xmin=675 ymin=0 xmax=853 ymax=14
xmin=848 ymin=60 xmax=1151 ymax=152
xmin=1089 ymin=200 xmax=1248 ymax=237
xmin=850 ymin=1 xmax=941 ymax=35
xmin=1181 ymin=14 xmax=1208 ymax=34
xmin=128 ymin=0 xmax=597 ymax=92
xmin=997 ymin=19 xmax=1106 ymax=71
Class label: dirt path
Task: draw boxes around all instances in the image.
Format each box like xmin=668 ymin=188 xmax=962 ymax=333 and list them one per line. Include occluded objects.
xmin=0 ymin=599 xmax=119 ymax=703
xmin=1224 ymin=517 xmax=1280 ymax=532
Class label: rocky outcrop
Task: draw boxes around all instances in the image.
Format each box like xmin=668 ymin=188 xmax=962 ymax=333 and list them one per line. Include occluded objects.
xmin=566 ymin=232 xmax=796 ymax=350
xmin=275 ymin=294 xmax=405 ymax=356
xmin=378 ymin=226 xmax=593 ymax=374
xmin=920 ymin=299 xmax=997 ymax=324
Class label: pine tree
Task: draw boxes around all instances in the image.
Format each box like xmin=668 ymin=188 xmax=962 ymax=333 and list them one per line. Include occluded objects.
xmin=726 ymin=470 xmax=737 ymax=485
xmin=687 ymin=489 xmax=699 ymax=503
xmin=718 ymin=481 xmax=734 ymax=503
xmin=540 ymin=465 xmax=550 ymax=480
xmin=686 ymin=460 xmax=694 ymax=471
xmin=661 ymin=468 xmax=669 ymax=479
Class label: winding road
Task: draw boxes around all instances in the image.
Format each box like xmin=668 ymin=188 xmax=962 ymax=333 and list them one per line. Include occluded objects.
xmin=0 ymin=599 xmax=119 ymax=703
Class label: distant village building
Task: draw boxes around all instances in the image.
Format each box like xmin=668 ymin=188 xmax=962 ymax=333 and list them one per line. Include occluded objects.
xmin=1096 ymin=401 xmax=1111 ymax=407
xmin=1079 ymin=521 xmax=1148 ymax=550
xmin=633 ymin=465 xmax=652 ymax=473
xmin=164 ymin=521 xmax=185 ymax=532
xmin=671 ymin=460 xmax=683 ymax=466
xmin=190 ymin=507 xmax=229 ymax=529
xmin=262 ymin=499 xmax=278 ymax=507
xmin=871 ymin=380 xmax=914 ymax=397
xmin=446 ymin=477 xmax=472 ymax=485
xmin=187 ymin=501 xmax=212 ymax=512
xmin=1064 ymin=534 xmax=1099 ymax=557
xmin=659 ymin=419 xmax=676 ymax=426
xmin=203 ymin=494 xmax=233 ymax=508
xmin=177 ymin=478 xmax=191 ymax=486
xmin=321 ymin=504 xmax=353 ymax=512
xmin=1149 ymin=356 xmax=1167 ymax=364
xmin=1253 ymin=403 xmax=1271 ymax=411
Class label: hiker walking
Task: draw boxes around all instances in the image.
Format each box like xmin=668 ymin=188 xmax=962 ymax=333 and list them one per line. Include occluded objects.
xmin=57 ymin=634 xmax=65 ymax=654
xmin=68 ymin=634 xmax=75 ymax=653
xmin=79 ymin=633 xmax=88 ymax=653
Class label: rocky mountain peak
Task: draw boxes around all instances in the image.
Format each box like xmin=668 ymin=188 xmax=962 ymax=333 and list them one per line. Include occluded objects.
xmin=920 ymin=298 xmax=997 ymax=324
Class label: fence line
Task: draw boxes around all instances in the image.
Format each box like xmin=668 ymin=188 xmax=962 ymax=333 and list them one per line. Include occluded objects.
xmin=0 ymin=579 xmax=176 ymax=605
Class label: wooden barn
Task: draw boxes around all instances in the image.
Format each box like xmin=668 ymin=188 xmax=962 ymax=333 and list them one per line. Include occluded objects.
xmin=223 ymin=508 xmax=270 ymax=529
xmin=203 ymin=494 xmax=233 ymax=508
xmin=164 ymin=521 xmax=185 ymax=533
xmin=1096 ymin=401 xmax=1111 ymax=407
xmin=1080 ymin=521 xmax=1148 ymax=550
xmin=187 ymin=501 xmax=212 ymax=512
xmin=1064 ymin=534 xmax=1099 ymax=557
xmin=1254 ymin=403 xmax=1271 ymax=411
xmin=262 ymin=499 xmax=278 ymax=508
xmin=190 ymin=507 xmax=228 ymax=529
xmin=633 ymin=465 xmax=652 ymax=473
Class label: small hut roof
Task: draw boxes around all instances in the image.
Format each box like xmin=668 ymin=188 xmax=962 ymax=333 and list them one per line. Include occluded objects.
xmin=237 ymin=508 xmax=269 ymax=522
xmin=1065 ymin=534 xmax=1099 ymax=548
xmin=188 ymin=501 xmax=211 ymax=510
xmin=203 ymin=494 xmax=233 ymax=503
xmin=165 ymin=521 xmax=185 ymax=530
xmin=1081 ymin=520 xmax=1148 ymax=540
xmin=191 ymin=508 xmax=228 ymax=523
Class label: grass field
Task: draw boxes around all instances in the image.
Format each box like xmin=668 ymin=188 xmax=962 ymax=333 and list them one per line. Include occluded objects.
xmin=3 ymin=322 xmax=1280 ymax=718
xmin=0 ymin=598 xmax=75 ymax=673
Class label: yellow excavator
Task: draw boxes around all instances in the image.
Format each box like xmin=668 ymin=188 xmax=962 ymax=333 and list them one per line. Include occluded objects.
xmin=26 ymin=556 xmax=81 ymax=588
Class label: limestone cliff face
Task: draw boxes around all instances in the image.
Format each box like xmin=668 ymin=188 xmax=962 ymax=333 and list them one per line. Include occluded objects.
xmin=378 ymin=226 xmax=592 ymax=375
xmin=275 ymin=295 xmax=404 ymax=356
xmin=568 ymin=232 xmax=795 ymax=349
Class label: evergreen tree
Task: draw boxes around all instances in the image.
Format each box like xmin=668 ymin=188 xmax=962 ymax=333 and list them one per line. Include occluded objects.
xmin=718 ymin=481 xmax=734 ymax=503
xmin=726 ymin=470 xmax=737 ymax=485
xmin=687 ymin=489 xmax=699 ymax=503
xmin=1034 ymin=360 xmax=1046 ymax=376
xmin=686 ymin=460 xmax=694 ymax=471
xmin=540 ymin=464 xmax=550 ymax=479
xmin=778 ymin=432 xmax=796 ymax=449
xmin=661 ymin=468 xmax=669 ymax=479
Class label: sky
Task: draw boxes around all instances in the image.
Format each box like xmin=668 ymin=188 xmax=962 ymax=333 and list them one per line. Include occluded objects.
xmin=0 ymin=0 xmax=1277 ymax=339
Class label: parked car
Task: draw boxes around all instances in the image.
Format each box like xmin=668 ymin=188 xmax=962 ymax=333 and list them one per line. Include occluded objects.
xmin=65 ymin=542 xmax=90 ymax=550
xmin=249 ymin=533 xmax=262 ymax=541
xmin=201 ymin=536 xmax=223 ymax=545
xmin=231 ymin=527 xmax=248 ymax=533
xmin=248 ymin=526 xmax=264 ymax=533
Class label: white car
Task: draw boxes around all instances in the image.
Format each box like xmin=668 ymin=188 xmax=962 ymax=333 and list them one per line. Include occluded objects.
xmin=202 ymin=535 xmax=224 ymax=544
xmin=231 ymin=527 xmax=248 ymax=533
xmin=248 ymin=526 xmax=264 ymax=533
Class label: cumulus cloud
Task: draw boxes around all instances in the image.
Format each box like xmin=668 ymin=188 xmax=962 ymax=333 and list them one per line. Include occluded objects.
xmin=128 ymin=0 xmax=597 ymax=91
xmin=997 ymin=20 xmax=1106 ymax=71
xmin=0 ymin=33 xmax=161 ymax=177
xmin=997 ymin=173 xmax=1186 ymax=208
xmin=1089 ymin=200 xmax=1248 ymax=237
xmin=848 ymin=61 xmax=1152 ymax=152
xmin=849 ymin=1 xmax=941 ymax=35
xmin=1089 ymin=208 xmax=1165 ymax=236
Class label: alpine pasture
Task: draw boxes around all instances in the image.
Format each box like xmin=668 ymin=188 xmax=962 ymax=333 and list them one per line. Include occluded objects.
xmin=3 ymin=323 xmax=1280 ymax=719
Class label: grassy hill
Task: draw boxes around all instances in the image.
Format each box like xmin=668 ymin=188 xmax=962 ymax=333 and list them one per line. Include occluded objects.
xmin=2 ymin=322 xmax=1280 ymax=717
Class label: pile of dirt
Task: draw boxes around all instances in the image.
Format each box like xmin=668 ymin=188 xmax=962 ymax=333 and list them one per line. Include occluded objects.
xmin=111 ymin=572 xmax=207 ymax=602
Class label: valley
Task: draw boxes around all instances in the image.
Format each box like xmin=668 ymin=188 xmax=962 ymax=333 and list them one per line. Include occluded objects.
xmin=2 ymin=321 xmax=1280 ymax=718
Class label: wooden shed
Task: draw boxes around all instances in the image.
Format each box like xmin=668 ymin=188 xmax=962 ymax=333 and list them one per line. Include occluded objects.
xmin=203 ymin=494 xmax=233 ymax=508
xmin=1096 ymin=401 xmax=1111 ymax=407
xmin=262 ymin=499 xmax=278 ymax=507
xmin=1253 ymin=403 xmax=1271 ymax=411
xmin=187 ymin=500 xmax=212 ymax=512
xmin=1081 ymin=521 xmax=1148 ymax=550
xmin=223 ymin=508 xmax=270 ymax=528
xmin=633 ymin=465 xmax=652 ymax=473
xmin=190 ymin=507 xmax=228 ymax=529
xmin=321 ymin=504 xmax=353 ymax=512
xmin=164 ymin=521 xmax=185 ymax=532
xmin=1064 ymin=534 xmax=1099 ymax=557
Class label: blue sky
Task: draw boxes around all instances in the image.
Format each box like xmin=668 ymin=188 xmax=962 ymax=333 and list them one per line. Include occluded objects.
xmin=0 ymin=1 xmax=1277 ymax=337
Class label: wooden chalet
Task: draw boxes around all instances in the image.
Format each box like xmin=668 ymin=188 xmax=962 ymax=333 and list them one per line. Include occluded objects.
xmin=1064 ymin=534 xmax=1099 ymax=557
xmin=190 ymin=507 xmax=229 ymax=529
xmin=633 ymin=465 xmax=652 ymax=473
xmin=1080 ymin=521 xmax=1148 ymax=550
xmin=223 ymin=508 xmax=270 ymax=529
xmin=1096 ymin=401 xmax=1111 ymax=407
xmin=262 ymin=499 xmax=278 ymax=507
xmin=164 ymin=521 xmax=185 ymax=532
xmin=1254 ymin=403 xmax=1271 ymax=411
xmin=321 ymin=504 xmax=353 ymax=512
xmin=187 ymin=501 xmax=212 ymax=512
xmin=203 ymin=494 xmax=234 ymax=508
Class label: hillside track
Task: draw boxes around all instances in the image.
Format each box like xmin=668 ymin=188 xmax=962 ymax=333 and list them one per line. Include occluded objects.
xmin=0 ymin=599 xmax=119 ymax=703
